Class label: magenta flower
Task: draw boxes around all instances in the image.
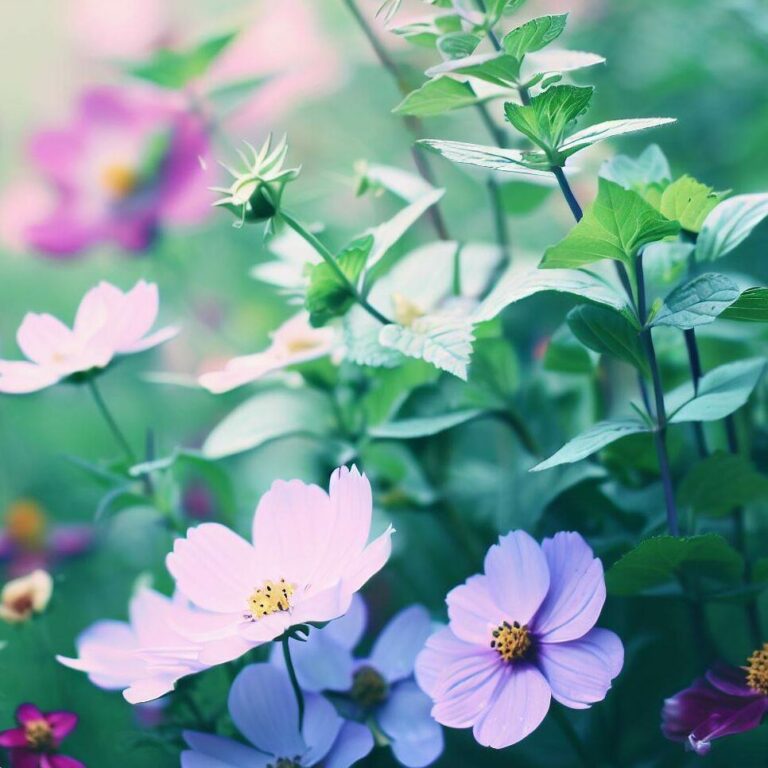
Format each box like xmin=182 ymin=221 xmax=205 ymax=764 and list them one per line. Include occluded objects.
xmin=167 ymin=466 xmax=393 ymax=652
xmin=0 ymin=703 xmax=83 ymax=768
xmin=415 ymin=530 xmax=623 ymax=749
xmin=0 ymin=280 xmax=178 ymax=394
xmin=662 ymin=655 xmax=768 ymax=755
xmin=183 ymin=664 xmax=373 ymax=768
xmin=13 ymin=85 xmax=209 ymax=256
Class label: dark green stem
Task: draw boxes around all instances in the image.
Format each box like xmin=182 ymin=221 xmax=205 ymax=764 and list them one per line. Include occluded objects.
xmin=550 ymin=705 xmax=591 ymax=768
xmin=551 ymin=166 xmax=584 ymax=221
xmin=683 ymin=328 xmax=709 ymax=457
xmin=282 ymin=636 xmax=305 ymax=731
xmin=281 ymin=211 xmax=393 ymax=325
xmin=86 ymin=379 xmax=136 ymax=464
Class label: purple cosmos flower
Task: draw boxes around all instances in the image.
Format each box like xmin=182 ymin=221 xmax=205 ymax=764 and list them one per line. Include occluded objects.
xmin=662 ymin=653 xmax=768 ymax=755
xmin=12 ymin=84 xmax=210 ymax=257
xmin=182 ymin=664 xmax=373 ymax=768
xmin=273 ymin=595 xmax=443 ymax=767
xmin=0 ymin=702 xmax=83 ymax=768
xmin=415 ymin=530 xmax=624 ymax=749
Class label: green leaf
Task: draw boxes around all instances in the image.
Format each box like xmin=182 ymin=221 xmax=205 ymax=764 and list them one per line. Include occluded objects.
xmin=504 ymin=85 xmax=593 ymax=154
xmin=652 ymin=273 xmax=741 ymax=330
xmin=543 ymin=325 xmax=594 ymax=374
xmin=521 ymin=49 xmax=604 ymax=83
xmin=426 ymin=52 xmax=521 ymax=86
xmin=487 ymin=0 xmax=527 ymax=25
xmin=721 ymin=288 xmax=768 ymax=322
xmin=466 ymin=337 xmax=520 ymax=405
xmin=679 ymin=451 xmax=768 ymax=517
xmin=436 ymin=32 xmax=481 ymax=60
xmin=418 ymin=139 xmax=550 ymax=175
xmin=393 ymin=76 xmax=480 ymax=116
xmin=502 ymin=14 xmax=568 ymax=60
xmin=202 ymin=388 xmax=335 ymax=459
xmin=541 ymin=178 xmax=681 ymax=268
xmin=128 ymin=32 xmax=236 ymax=89
xmin=567 ymin=305 xmax=648 ymax=373
xmin=606 ymin=534 xmax=744 ymax=596
xmin=306 ymin=235 xmax=373 ymax=326
xmin=659 ymin=175 xmax=725 ymax=233
xmin=369 ymin=409 xmax=482 ymax=439
xmin=378 ymin=313 xmax=475 ymax=379
xmin=669 ymin=358 xmax=766 ymax=423
xmin=600 ymin=144 xmax=671 ymax=190
xmin=558 ymin=118 xmax=676 ymax=160
xmin=697 ymin=193 xmax=768 ymax=262
xmin=532 ymin=419 xmax=649 ymax=472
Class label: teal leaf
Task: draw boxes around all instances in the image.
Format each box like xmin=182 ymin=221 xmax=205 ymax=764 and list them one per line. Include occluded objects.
xmin=659 ymin=175 xmax=725 ymax=233
xmin=600 ymin=144 xmax=671 ymax=189
xmin=567 ymin=305 xmax=647 ymax=373
xmin=487 ymin=0 xmax=526 ymax=25
xmin=426 ymin=52 xmax=521 ymax=86
xmin=502 ymin=14 xmax=568 ymax=60
xmin=532 ymin=419 xmax=649 ymax=471
xmin=606 ymin=534 xmax=743 ymax=596
xmin=558 ymin=118 xmax=676 ymax=160
xmin=669 ymin=358 xmax=766 ymax=423
xmin=419 ymin=139 xmax=549 ymax=175
xmin=543 ymin=325 xmax=594 ymax=374
xmin=541 ymin=178 xmax=681 ymax=268
xmin=697 ymin=193 xmax=768 ymax=262
xmin=721 ymin=288 xmax=768 ymax=322
xmin=521 ymin=49 xmax=605 ymax=83
xmin=369 ymin=409 xmax=482 ymax=439
xmin=436 ymin=32 xmax=482 ymax=60
xmin=652 ymin=273 xmax=741 ymax=329
xmin=393 ymin=76 xmax=480 ymax=116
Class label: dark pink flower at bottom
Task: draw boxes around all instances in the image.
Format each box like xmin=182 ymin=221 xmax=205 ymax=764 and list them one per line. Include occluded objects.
xmin=662 ymin=654 xmax=768 ymax=755
xmin=0 ymin=703 xmax=83 ymax=768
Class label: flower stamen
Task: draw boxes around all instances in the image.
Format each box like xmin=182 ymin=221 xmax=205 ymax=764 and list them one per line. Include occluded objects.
xmin=246 ymin=578 xmax=296 ymax=621
xmin=491 ymin=620 xmax=531 ymax=662
xmin=24 ymin=719 xmax=54 ymax=751
xmin=746 ymin=643 xmax=768 ymax=694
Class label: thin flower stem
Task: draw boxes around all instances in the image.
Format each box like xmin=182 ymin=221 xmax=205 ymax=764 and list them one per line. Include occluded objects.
xmin=549 ymin=705 xmax=591 ymax=768
xmin=551 ymin=165 xmax=584 ymax=221
xmin=86 ymin=379 xmax=136 ymax=465
xmin=281 ymin=211 xmax=393 ymax=325
xmin=282 ymin=636 xmax=305 ymax=731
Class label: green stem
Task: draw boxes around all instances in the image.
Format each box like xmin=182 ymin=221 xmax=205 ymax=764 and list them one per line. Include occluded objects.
xmin=86 ymin=378 xmax=136 ymax=464
xmin=282 ymin=636 xmax=305 ymax=731
xmin=683 ymin=328 xmax=709 ymax=457
xmin=549 ymin=705 xmax=591 ymax=768
xmin=281 ymin=211 xmax=393 ymax=325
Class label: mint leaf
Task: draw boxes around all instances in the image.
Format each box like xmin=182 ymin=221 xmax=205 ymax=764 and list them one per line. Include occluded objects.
xmin=426 ymin=52 xmax=521 ymax=87
xmin=600 ymin=144 xmax=672 ymax=190
xmin=659 ymin=175 xmax=725 ymax=233
xmin=393 ymin=76 xmax=480 ymax=116
xmin=436 ymin=32 xmax=481 ymax=60
xmin=419 ymin=139 xmax=550 ymax=175
xmin=721 ymin=287 xmax=768 ymax=322
xmin=502 ymin=14 xmax=568 ymax=60
xmin=370 ymin=409 xmax=482 ymax=439
xmin=652 ymin=273 xmax=740 ymax=330
xmin=559 ymin=118 xmax=676 ymax=160
xmin=696 ymin=193 xmax=768 ymax=262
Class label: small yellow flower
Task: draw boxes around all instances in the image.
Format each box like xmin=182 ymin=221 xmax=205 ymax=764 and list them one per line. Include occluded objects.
xmin=0 ymin=570 xmax=53 ymax=624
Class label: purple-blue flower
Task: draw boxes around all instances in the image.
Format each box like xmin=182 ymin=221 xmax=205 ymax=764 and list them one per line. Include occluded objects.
xmin=182 ymin=664 xmax=373 ymax=768
xmin=274 ymin=595 xmax=444 ymax=767
xmin=662 ymin=655 xmax=768 ymax=755
xmin=415 ymin=530 xmax=624 ymax=749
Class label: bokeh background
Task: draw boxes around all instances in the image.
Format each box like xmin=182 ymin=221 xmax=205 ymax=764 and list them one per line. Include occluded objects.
xmin=1 ymin=0 xmax=767 ymax=765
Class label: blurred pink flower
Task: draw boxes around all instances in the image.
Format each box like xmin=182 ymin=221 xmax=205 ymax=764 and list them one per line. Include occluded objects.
xmin=167 ymin=466 xmax=393 ymax=652
xmin=8 ymin=85 xmax=210 ymax=257
xmin=199 ymin=312 xmax=337 ymax=394
xmin=0 ymin=702 xmax=82 ymax=768
xmin=0 ymin=280 xmax=178 ymax=394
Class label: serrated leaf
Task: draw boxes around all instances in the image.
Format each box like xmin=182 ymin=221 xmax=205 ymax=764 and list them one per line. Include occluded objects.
xmin=393 ymin=76 xmax=480 ymax=116
xmin=600 ymin=144 xmax=671 ymax=190
xmin=542 ymin=178 xmax=680 ymax=268
xmin=419 ymin=139 xmax=550 ymax=175
xmin=370 ymin=409 xmax=482 ymax=439
xmin=203 ymin=388 xmax=334 ymax=459
xmin=558 ymin=118 xmax=676 ymax=160
xmin=679 ymin=451 xmax=768 ymax=517
xmin=426 ymin=52 xmax=521 ymax=86
xmin=669 ymin=358 xmax=766 ymax=423
xmin=343 ymin=310 xmax=404 ymax=368
xmin=436 ymin=32 xmax=481 ymax=60
xmin=606 ymin=534 xmax=743 ymax=596
xmin=721 ymin=287 xmax=768 ymax=322
xmin=652 ymin=273 xmax=741 ymax=329
xmin=659 ymin=175 xmax=725 ymax=233
xmin=502 ymin=14 xmax=568 ymax=60
xmin=379 ymin=313 xmax=475 ymax=379
xmin=128 ymin=32 xmax=236 ymax=89
xmin=697 ymin=193 xmax=768 ymax=262
xmin=532 ymin=419 xmax=649 ymax=471
xmin=505 ymin=85 xmax=593 ymax=154
xmin=567 ymin=304 xmax=647 ymax=373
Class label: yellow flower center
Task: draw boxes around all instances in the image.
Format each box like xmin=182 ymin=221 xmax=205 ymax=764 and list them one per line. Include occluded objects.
xmin=6 ymin=499 xmax=46 ymax=547
xmin=283 ymin=337 xmax=320 ymax=355
xmin=746 ymin=643 xmax=768 ymax=694
xmin=392 ymin=293 xmax=425 ymax=327
xmin=24 ymin=719 xmax=54 ymax=750
xmin=246 ymin=578 xmax=296 ymax=620
xmin=101 ymin=164 xmax=138 ymax=198
xmin=491 ymin=620 xmax=531 ymax=662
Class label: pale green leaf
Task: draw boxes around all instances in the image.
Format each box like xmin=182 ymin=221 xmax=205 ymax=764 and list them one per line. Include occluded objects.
xmin=393 ymin=76 xmax=480 ymax=116
xmin=370 ymin=409 xmax=482 ymax=439
xmin=659 ymin=175 xmax=725 ymax=233
xmin=652 ymin=273 xmax=741 ymax=329
xmin=436 ymin=32 xmax=481 ymax=60
xmin=426 ymin=52 xmax=521 ymax=86
xmin=418 ymin=139 xmax=550 ymax=175
xmin=697 ymin=193 xmax=768 ymax=262
xmin=559 ymin=118 xmax=676 ymax=160
xmin=600 ymin=144 xmax=671 ymax=190
xmin=721 ymin=287 xmax=768 ymax=322
xmin=502 ymin=14 xmax=568 ymax=60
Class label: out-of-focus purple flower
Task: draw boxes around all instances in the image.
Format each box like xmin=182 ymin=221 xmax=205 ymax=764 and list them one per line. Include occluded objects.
xmin=182 ymin=664 xmax=373 ymax=768
xmin=0 ymin=499 xmax=92 ymax=578
xmin=415 ymin=530 xmax=624 ymax=749
xmin=273 ymin=595 xmax=442 ymax=767
xmin=0 ymin=702 xmax=83 ymax=768
xmin=6 ymin=85 xmax=210 ymax=257
xmin=662 ymin=656 xmax=768 ymax=755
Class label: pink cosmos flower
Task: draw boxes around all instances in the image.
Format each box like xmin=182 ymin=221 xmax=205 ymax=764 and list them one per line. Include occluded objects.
xmin=56 ymin=587 xmax=245 ymax=704
xmin=167 ymin=466 xmax=393 ymax=651
xmin=9 ymin=85 xmax=210 ymax=257
xmin=0 ymin=703 xmax=83 ymax=768
xmin=0 ymin=280 xmax=178 ymax=394
xmin=199 ymin=312 xmax=337 ymax=394
xmin=415 ymin=530 xmax=623 ymax=749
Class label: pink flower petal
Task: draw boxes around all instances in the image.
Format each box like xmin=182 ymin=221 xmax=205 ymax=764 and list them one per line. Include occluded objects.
xmin=0 ymin=361 xmax=60 ymax=394
xmin=45 ymin=711 xmax=78 ymax=741
xmin=0 ymin=727 xmax=28 ymax=747
xmin=16 ymin=703 xmax=45 ymax=726
xmin=447 ymin=575 xmax=499 ymax=645
xmin=16 ymin=313 xmax=74 ymax=365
